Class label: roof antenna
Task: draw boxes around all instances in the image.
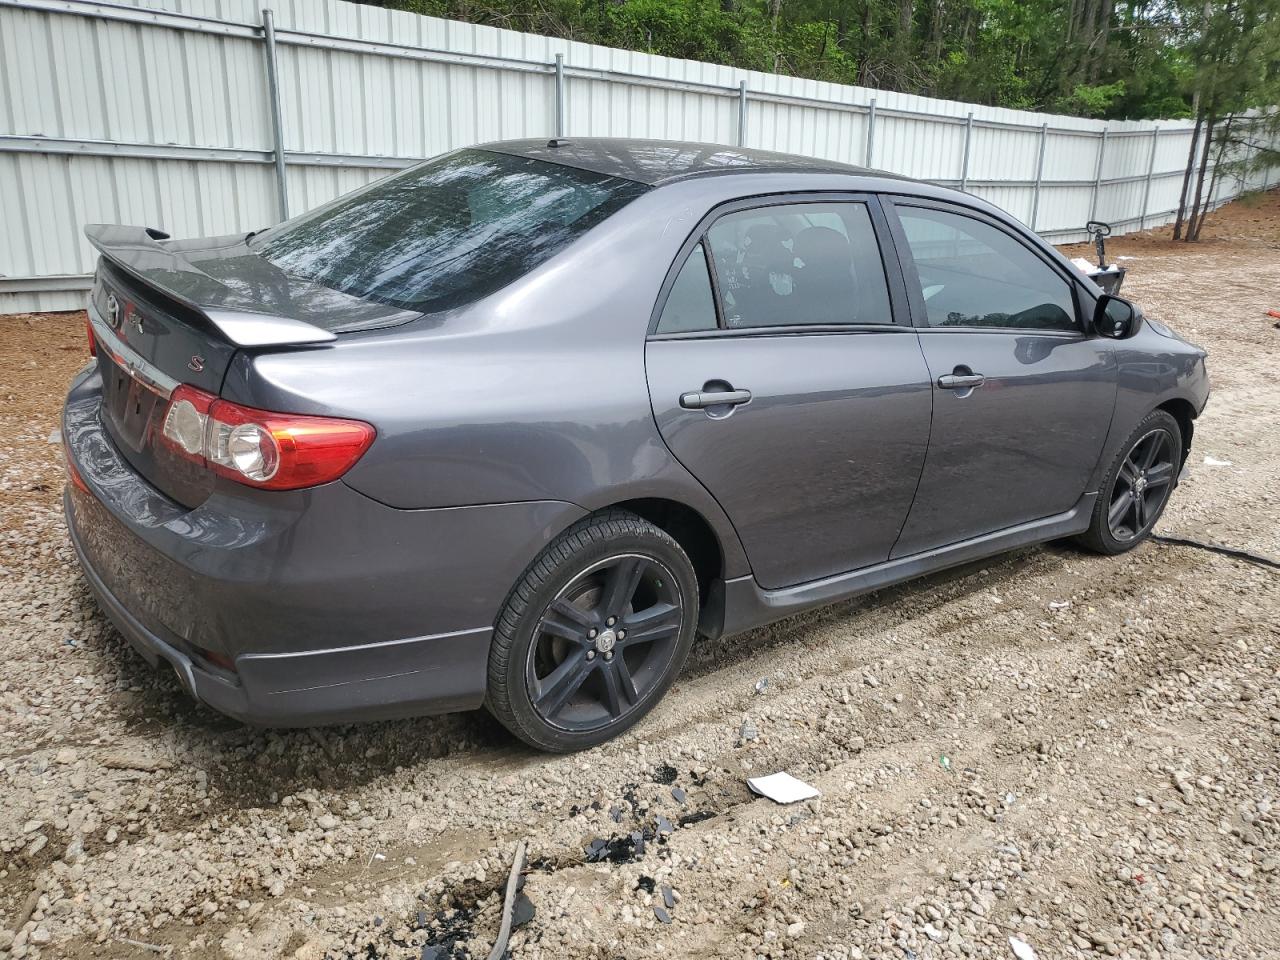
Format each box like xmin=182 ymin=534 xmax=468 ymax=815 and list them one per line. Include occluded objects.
xmin=547 ymin=138 xmax=570 ymax=148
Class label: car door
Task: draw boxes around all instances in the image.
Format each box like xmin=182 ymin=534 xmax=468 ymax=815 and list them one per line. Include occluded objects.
xmin=644 ymin=195 xmax=933 ymax=590
xmin=885 ymin=198 xmax=1117 ymax=558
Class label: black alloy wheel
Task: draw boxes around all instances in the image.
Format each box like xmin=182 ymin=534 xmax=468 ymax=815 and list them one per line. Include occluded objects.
xmin=1107 ymin=428 xmax=1177 ymax=542
xmin=526 ymin=554 xmax=683 ymax=731
xmin=486 ymin=510 xmax=699 ymax=752
xmin=1076 ymin=409 xmax=1183 ymax=556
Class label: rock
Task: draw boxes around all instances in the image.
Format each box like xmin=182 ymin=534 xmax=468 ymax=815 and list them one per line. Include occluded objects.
xmin=316 ymin=814 xmax=338 ymax=831
xmin=63 ymin=837 xmax=84 ymax=863
xmin=787 ymin=921 xmax=805 ymax=937
xmin=293 ymin=939 xmax=328 ymax=960
xmin=100 ymin=753 xmax=172 ymax=773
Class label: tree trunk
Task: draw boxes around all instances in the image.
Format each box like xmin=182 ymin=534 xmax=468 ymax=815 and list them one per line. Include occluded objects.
xmin=898 ymin=0 xmax=913 ymax=40
xmin=1172 ymin=110 xmax=1203 ymax=240
xmin=928 ymin=0 xmax=944 ymax=60
xmin=856 ymin=0 xmax=874 ymax=84
xmin=1184 ymin=113 xmax=1218 ymax=242
xmin=1089 ymin=0 xmax=1114 ymax=82
xmin=1081 ymin=0 xmax=1099 ymax=63
xmin=1192 ymin=114 xmax=1234 ymax=240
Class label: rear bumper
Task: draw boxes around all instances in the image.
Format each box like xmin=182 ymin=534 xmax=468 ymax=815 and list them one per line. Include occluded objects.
xmin=66 ymin=497 xmax=492 ymax=725
xmin=62 ymin=366 xmax=586 ymax=726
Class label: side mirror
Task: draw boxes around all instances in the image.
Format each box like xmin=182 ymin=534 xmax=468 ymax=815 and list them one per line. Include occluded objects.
xmin=1094 ymin=294 xmax=1139 ymax=339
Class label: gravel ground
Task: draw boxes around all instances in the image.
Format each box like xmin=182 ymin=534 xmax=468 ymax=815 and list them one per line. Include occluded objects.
xmin=1 ymin=191 xmax=1278 ymax=960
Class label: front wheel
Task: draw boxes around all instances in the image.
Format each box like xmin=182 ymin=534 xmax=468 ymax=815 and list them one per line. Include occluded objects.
xmin=1076 ymin=409 xmax=1182 ymax=555
xmin=485 ymin=510 xmax=699 ymax=752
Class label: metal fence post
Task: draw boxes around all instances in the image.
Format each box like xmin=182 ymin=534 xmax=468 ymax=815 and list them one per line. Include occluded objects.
xmin=1088 ymin=127 xmax=1109 ymax=223
xmin=260 ymin=9 xmax=289 ymax=221
xmin=1138 ymin=126 xmax=1158 ymax=230
xmin=864 ymin=98 xmax=877 ymax=167
xmin=959 ymin=111 xmax=973 ymax=192
xmin=554 ymin=54 xmax=566 ymax=138
xmin=737 ymin=81 xmax=748 ymax=147
xmin=1030 ymin=122 xmax=1047 ymax=230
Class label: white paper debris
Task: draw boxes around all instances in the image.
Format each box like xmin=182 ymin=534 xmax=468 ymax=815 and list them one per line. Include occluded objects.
xmin=1048 ymin=600 xmax=1070 ymax=610
xmin=1203 ymin=456 xmax=1233 ymax=467
xmin=746 ymin=772 xmax=820 ymax=804
xmin=1009 ymin=936 xmax=1039 ymax=960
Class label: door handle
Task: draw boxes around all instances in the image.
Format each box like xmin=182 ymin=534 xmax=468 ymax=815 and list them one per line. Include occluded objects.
xmin=680 ymin=388 xmax=752 ymax=409
xmin=937 ymin=373 xmax=986 ymax=390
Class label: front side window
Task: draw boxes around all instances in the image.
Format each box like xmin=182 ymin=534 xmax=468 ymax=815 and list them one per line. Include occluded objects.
xmin=896 ymin=205 xmax=1078 ymax=332
xmin=656 ymin=243 xmax=718 ymax=334
xmin=251 ymin=149 xmax=647 ymax=316
xmin=704 ymin=202 xmax=893 ymax=329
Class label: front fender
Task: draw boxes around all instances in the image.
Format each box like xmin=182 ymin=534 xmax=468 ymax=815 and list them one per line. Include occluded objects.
xmin=1084 ymin=328 xmax=1208 ymax=492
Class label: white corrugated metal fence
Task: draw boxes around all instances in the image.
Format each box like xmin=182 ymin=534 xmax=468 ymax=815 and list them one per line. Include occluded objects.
xmin=0 ymin=0 xmax=1275 ymax=314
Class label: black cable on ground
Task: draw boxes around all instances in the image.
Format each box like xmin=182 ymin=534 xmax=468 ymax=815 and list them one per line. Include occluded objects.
xmin=1151 ymin=534 xmax=1280 ymax=571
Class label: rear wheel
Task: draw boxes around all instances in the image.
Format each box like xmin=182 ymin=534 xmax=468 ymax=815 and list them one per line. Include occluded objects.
xmin=1076 ymin=409 xmax=1182 ymax=555
xmin=486 ymin=510 xmax=698 ymax=752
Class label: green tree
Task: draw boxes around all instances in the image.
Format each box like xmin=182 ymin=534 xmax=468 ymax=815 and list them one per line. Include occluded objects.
xmin=361 ymin=0 xmax=1280 ymax=123
xmin=1172 ymin=0 xmax=1280 ymax=240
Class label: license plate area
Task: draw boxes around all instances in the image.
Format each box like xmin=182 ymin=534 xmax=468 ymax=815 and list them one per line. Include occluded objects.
xmin=100 ymin=354 xmax=167 ymax=454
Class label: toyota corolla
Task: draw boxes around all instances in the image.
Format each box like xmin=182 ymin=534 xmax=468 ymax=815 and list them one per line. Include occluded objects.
xmin=63 ymin=138 xmax=1209 ymax=751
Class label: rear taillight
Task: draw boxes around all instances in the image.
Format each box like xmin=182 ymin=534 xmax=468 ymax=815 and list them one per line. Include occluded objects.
xmin=86 ymin=316 xmax=97 ymax=357
xmin=159 ymin=385 xmax=375 ymax=491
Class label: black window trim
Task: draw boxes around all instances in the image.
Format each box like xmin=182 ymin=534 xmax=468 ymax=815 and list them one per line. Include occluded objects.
xmin=883 ymin=194 xmax=1088 ymax=337
xmin=647 ymin=191 xmax=911 ymax=340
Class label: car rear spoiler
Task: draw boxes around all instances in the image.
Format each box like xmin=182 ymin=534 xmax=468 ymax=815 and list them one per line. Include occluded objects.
xmin=84 ymin=224 xmax=336 ymax=347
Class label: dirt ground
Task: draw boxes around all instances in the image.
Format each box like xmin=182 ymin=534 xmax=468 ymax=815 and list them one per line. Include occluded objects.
xmin=1 ymin=192 xmax=1278 ymax=960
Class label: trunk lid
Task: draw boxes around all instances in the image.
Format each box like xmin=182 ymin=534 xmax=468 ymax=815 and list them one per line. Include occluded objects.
xmin=84 ymin=224 xmax=415 ymax=508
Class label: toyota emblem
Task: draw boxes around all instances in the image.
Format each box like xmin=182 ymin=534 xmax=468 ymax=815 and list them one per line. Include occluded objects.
xmin=105 ymin=292 xmax=121 ymax=330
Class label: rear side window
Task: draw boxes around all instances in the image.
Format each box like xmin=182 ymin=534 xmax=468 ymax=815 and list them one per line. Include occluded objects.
xmin=656 ymin=243 xmax=718 ymax=334
xmin=252 ymin=149 xmax=647 ymax=316
xmin=704 ymin=202 xmax=893 ymax=329
xmin=896 ymin=206 xmax=1078 ymax=331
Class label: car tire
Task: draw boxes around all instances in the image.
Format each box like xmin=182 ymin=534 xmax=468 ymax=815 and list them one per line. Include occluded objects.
xmin=1075 ymin=409 xmax=1183 ymax=556
xmin=485 ymin=509 xmax=699 ymax=752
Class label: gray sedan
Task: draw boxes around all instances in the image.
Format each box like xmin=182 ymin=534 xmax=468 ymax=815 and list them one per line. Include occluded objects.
xmin=63 ymin=138 xmax=1209 ymax=751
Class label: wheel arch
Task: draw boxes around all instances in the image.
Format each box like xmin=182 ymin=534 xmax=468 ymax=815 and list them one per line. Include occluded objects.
xmin=534 ymin=493 xmax=747 ymax=639
xmin=1156 ymin=396 xmax=1196 ymax=467
xmin=604 ymin=497 xmax=723 ymax=601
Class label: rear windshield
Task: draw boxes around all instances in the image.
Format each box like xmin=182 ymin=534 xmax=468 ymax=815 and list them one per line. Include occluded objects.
xmin=251 ymin=149 xmax=647 ymax=313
